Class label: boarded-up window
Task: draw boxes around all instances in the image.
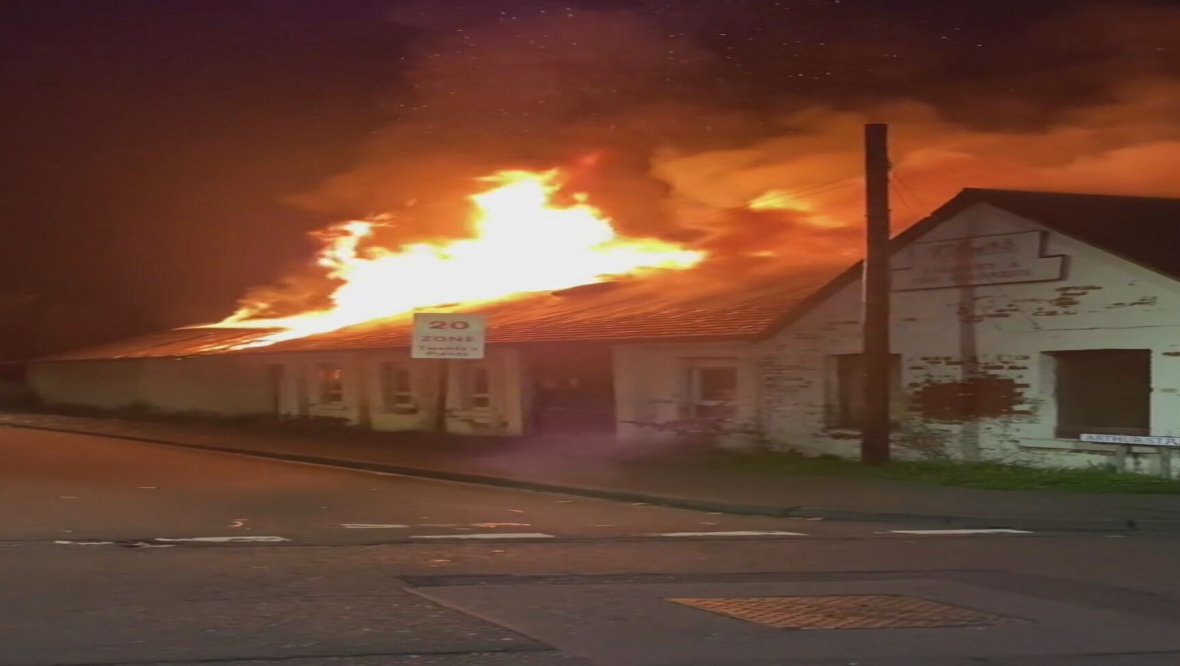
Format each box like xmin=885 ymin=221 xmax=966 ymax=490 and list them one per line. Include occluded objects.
xmin=687 ymin=365 xmax=739 ymax=420
xmin=379 ymin=363 xmax=415 ymax=411
xmin=317 ymin=364 xmax=345 ymax=405
xmin=829 ymin=354 xmax=902 ymax=429
xmin=1053 ymin=350 xmax=1150 ymax=437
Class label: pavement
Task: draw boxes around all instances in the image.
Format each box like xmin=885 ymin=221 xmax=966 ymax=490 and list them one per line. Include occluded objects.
xmin=5 ymin=425 xmax=1180 ymax=665
xmin=3 ymin=411 xmax=1180 ymax=532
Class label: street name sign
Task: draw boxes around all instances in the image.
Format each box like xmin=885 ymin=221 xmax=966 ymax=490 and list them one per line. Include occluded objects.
xmin=1080 ymin=433 xmax=1180 ymax=448
xmin=411 ymin=313 xmax=487 ymax=359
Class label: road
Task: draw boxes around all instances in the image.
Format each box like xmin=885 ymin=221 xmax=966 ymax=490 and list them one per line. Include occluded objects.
xmin=3 ymin=426 xmax=1180 ymax=666
xmin=0 ymin=428 xmax=904 ymax=544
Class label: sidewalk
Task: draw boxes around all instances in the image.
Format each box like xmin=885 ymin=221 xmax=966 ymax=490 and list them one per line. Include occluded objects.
xmin=4 ymin=411 xmax=1180 ymax=532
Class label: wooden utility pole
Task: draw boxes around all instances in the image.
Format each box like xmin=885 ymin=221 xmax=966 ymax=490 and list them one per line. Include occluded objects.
xmin=861 ymin=123 xmax=893 ymax=465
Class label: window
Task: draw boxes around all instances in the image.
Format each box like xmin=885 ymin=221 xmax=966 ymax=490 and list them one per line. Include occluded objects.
xmin=469 ymin=365 xmax=491 ymax=409
xmin=1053 ymin=350 xmax=1150 ymax=437
xmin=379 ymin=363 xmax=415 ymax=411
xmin=316 ymin=364 xmax=345 ymax=405
xmin=687 ymin=365 xmax=739 ymax=420
xmin=829 ymin=354 xmax=902 ymax=429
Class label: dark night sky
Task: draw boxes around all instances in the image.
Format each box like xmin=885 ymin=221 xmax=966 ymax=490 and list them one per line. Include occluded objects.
xmin=1 ymin=0 xmax=1177 ymax=359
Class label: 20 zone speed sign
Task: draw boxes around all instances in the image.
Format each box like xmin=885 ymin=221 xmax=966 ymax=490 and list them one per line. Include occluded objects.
xmin=411 ymin=313 xmax=487 ymax=359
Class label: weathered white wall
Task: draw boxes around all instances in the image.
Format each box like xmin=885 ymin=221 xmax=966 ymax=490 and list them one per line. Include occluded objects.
xmin=761 ymin=202 xmax=1180 ymax=475
xmin=613 ymin=341 xmax=759 ymax=444
xmin=275 ymin=348 xmax=528 ymax=435
xmin=31 ymin=346 xmax=530 ymax=438
xmin=29 ymin=355 xmax=275 ymax=416
xmin=280 ymin=353 xmax=364 ymax=425
xmin=359 ymin=351 xmax=443 ymax=432
xmin=444 ymin=348 xmax=527 ymax=436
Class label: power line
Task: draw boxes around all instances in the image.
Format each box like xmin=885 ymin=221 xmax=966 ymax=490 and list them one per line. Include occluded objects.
xmin=751 ymin=176 xmax=863 ymax=206
xmin=894 ymin=172 xmax=931 ymax=213
xmin=891 ymin=181 xmax=919 ymax=218
xmin=692 ymin=180 xmax=860 ymax=226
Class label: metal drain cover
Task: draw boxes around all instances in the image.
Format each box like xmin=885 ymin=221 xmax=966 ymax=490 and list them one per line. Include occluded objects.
xmin=670 ymin=595 xmax=1017 ymax=630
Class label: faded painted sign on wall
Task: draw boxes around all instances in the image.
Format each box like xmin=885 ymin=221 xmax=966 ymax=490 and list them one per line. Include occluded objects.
xmin=894 ymin=231 xmax=1065 ymax=291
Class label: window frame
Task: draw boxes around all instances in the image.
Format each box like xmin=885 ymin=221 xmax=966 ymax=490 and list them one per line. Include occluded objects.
xmin=379 ymin=362 xmax=416 ymax=413
xmin=315 ymin=363 xmax=346 ymax=406
xmin=684 ymin=361 xmax=740 ymax=421
xmin=827 ymin=353 xmax=903 ymax=430
xmin=1051 ymin=349 xmax=1151 ymax=439
xmin=467 ymin=363 xmax=491 ymax=410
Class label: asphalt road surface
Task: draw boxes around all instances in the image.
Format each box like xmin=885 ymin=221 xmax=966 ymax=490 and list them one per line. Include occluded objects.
xmin=0 ymin=428 xmax=913 ymax=544
xmin=3 ymin=426 xmax=1180 ymax=666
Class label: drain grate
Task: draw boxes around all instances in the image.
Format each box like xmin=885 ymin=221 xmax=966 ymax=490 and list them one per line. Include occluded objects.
xmin=669 ymin=595 xmax=1016 ymax=630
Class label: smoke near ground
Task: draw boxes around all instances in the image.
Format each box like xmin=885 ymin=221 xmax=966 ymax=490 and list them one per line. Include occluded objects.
xmin=236 ymin=0 xmax=1180 ymax=317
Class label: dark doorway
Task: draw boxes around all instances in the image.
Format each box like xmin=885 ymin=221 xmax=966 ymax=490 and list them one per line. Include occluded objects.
xmin=525 ymin=344 xmax=616 ymax=434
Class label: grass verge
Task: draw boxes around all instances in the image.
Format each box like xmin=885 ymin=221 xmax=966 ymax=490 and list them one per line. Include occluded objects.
xmin=720 ymin=452 xmax=1180 ymax=494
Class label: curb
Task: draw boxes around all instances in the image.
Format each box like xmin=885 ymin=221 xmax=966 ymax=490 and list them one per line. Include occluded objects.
xmin=4 ymin=421 xmax=1178 ymax=534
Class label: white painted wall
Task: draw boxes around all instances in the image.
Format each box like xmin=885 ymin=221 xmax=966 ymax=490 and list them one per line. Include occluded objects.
xmin=272 ymin=347 xmax=528 ymax=435
xmin=613 ymin=341 xmax=760 ymax=444
xmin=444 ymin=348 xmax=527 ymax=436
xmin=30 ymin=345 xmax=530 ymax=438
xmin=360 ymin=351 xmax=443 ymax=432
xmin=760 ymin=202 xmax=1180 ymax=476
xmin=281 ymin=353 xmax=364 ymax=425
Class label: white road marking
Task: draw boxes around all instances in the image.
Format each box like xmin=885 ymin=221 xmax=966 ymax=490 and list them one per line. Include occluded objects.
xmin=648 ymin=531 xmax=808 ymax=538
xmin=54 ymin=541 xmax=114 ymax=545
xmin=411 ymin=533 xmax=556 ymax=540
xmin=470 ymin=522 xmax=530 ymax=528
xmin=154 ymin=536 xmax=292 ymax=543
xmin=887 ymin=529 xmax=1033 ymax=535
xmin=341 ymin=524 xmax=410 ymax=529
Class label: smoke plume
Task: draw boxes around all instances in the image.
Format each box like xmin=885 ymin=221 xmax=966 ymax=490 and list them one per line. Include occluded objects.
xmin=236 ymin=1 xmax=1180 ymax=317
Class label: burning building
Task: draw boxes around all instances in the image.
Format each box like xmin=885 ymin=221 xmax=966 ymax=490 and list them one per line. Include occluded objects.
xmin=25 ymin=176 xmax=1180 ymax=476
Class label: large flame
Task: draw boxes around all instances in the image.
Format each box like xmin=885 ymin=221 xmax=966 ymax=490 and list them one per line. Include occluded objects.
xmin=211 ymin=169 xmax=704 ymax=347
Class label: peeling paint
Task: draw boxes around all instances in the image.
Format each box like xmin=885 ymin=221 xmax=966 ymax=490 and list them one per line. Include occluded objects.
xmin=912 ymin=374 xmax=1024 ymax=422
xmin=1110 ymin=296 xmax=1159 ymax=308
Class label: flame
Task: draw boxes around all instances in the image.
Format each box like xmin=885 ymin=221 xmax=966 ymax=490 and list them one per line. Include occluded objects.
xmin=747 ymin=189 xmax=797 ymax=211
xmin=211 ymin=169 xmax=704 ymax=347
xmin=747 ymin=189 xmax=845 ymax=229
